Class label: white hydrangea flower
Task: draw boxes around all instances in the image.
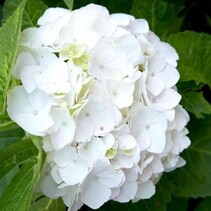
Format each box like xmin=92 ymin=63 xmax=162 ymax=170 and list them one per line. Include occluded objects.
xmin=38 ymin=164 xmax=69 ymax=199
xmin=113 ymin=166 xmax=139 ymax=203
xmin=74 ymin=96 xmax=122 ymax=142
xmin=50 ymin=146 xmax=89 ymax=185
xmin=134 ymin=181 xmax=155 ymax=201
xmin=89 ymin=39 xmax=135 ymax=82
xmin=130 ymin=106 xmax=167 ymax=153
xmin=78 ymin=137 xmax=107 ymax=167
xmin=79 ymin=160 xmax=125 ymax=209
xmin=7 ymin=86 xmax=54 ymax=136
xmin=7 ymin=3 xmax=191 ymax=210
xmin=37 ymin=7 xmax=71 ymax=47
xmin=48 ymin=107 xmax=76 ymax=150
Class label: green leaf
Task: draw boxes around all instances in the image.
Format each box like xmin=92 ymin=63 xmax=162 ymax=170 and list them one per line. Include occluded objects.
xmin=22 ymin=0 xmax=48 ymax=29
xmin=181 ymin=91 xmax=211 ymax=119
xmin=0 ymin=139 xmax=38 ymax=180
xmin=3 ymin=0 xmax=48 ymax=29
xmin=73 ymin=0 xmax=97 ymax=9
xmin=63 ymin=0 xmax=74 ymax=11
xmin=166 ymin=115 xmax=211 ymax=198
xmin=177 ymin=80 xmax=204 ymax=93
xmin=0 ymin=119 xmax=25 ymax=196
xmin=91 ymin=202 xmax=139 ymax=211
xmin=100 ymin=0 xmax=134 ymax=14
xmin=0 ymin=157 xmax=43 ymax=211
xmin=196 ymin=197 xmax=211 ymax=211
xmin=3 ymin=0 xmax=22 ymax=18
xmin=167 ymin=31 xmax=211 ymax=86
xmin=0 ymin=4 xmax=3 ymax=25
xmin=30 ymin=194 xmax=66 ymax=211
xmin=0 ymin=0 xmax=26 ymax=114
xmin=177 ymin=80 xmax=211 ymax=119
xmin=42 ymin=0 xmax=66 ymax=8
xmin=0 ymin=167 xmax=19 ymax=197
xmin=0 ymin=138 xmax=44 ymax=211
xmin=0 ymin=121 xmax=25 ymax=150
xmin=131 ymin=0 xmax=183 ymax=38
xmin=167 ymin=197 xmax=188 ymax=211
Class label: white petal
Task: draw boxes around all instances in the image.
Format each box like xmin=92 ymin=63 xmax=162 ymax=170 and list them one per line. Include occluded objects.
xmin=39 ymin=166 xmax=60 ymax=199
xmin=28 ymin=88 xmax=53 ymax=110
xmin=134 ymin=181 xmax=155 ymax=201
xmin=50 ymin=107 xmax=75 ymax=133
xmin=139 ymin=167 xmax=153 ymax=182
xmin=114 ymin=181 xmax=137 ymax=202
xmin=165 ymin=109 xmax=175 ymax=121
xmin=150 ymin=157 xmax=164 ymax=174
xmin=148 ymin=54 xmax=166 ymax=73
xmin=132 ymin=128 xmax=150 ymax=151
xmin=74 ymin=114 xmax=95 ymax=142
xmin=51 ymin=126 xmax=74 ymax=150
xmin=118 ymin=135 xmax=137 ymax=149
xmin=38 ymin=7 xmax=70 ymax=25
xmin=51 ymin=165 xmax=63 ymax=184
xmin=157 ymin=64 xmax=180 ymax=88
xmin=35 ymin=59 xmax=70 ymax=94
xmin=102 ymin=133 xmax=115 ymax=149
xmin=42 ymin=135 xmax=54 ymax=152
xmin=7 ymin=86 xmax=54 ymax=136
xmin=75 ymin=96 xmax=117 ymax=140
xmin=174 ymin=105 xmax=190 ymax=131
xmin=19 ymin=27 xmax=43 ymax=49
xmin=13 ymin=52 xmax=35 ymax=79
xmin=81 ymin=179 xmax=111 ymax=209
xmin=124 ymin=166 xmax=139 ymax=181
xmin=147 ymin=76 xmax=164 ymax=96
xmin=92 ymin=160 xmax=125 ymax=188
xmin=37 ymin=7 xmax=70 ymax=47
xmin=68 ymin=197 xmax=84 ymax=211
xmin=50 ymin=108 xmax=75 ymax=149
xmin=106 ymin=80 xmax=134 ymax=108
xmin=20 ymin=65 xmax=39 ymax=93
xmin=148 ymin=124 xmax=166 ymax=153
xmin=52 ymin=146 xmax=73 ymax=167
xmin=59 ymin=161 xmax=88 ymax=185
xmin=113 ymin=154 xmax=134 ymax=169
xmin=115 ymin=33 xmax=144 ymax=66
xmin=130 ymin=19 xmax=149 ymax=34
xmin=62 ymin=185 xmax=78 ymax=207
xmin=154 ymin=89 xmax=181 ymax=110
xmin=99 ymin=167 xmax=124 ymax=188
xmin=138 ymin=35 xmax=154 ymax=56
xmin=38 ymin=24 xmax=59 ymax=46
xmin=70 ymin=4 xmax=112 ymax=37
xmin=176 ymin=156 xmax=186 ymax=168
xmin=78 ymin=137 xmax=106 ymax=167
xmin=157 ymin=42 xmax=179 ymax=67
xmin=39 ymin=174 xmax=59 ymax=199
xmin=89 ymin=39 xmax=134 ymax=81
xmin=110 ymin=13 xmax=135 ymax=26
xmin=171 ymin=130 xmax=191 ymax=153
xmin=130 ymin=107 xmax=167 ymax=152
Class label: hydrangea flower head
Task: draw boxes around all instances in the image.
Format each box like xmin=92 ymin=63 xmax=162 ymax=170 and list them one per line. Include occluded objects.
xmin=7 ymin=3 xmax=190 ymax=210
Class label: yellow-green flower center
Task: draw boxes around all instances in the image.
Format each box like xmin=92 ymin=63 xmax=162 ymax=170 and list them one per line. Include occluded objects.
xmin=106 ymin=148 xmax=117 ymax=159
xmin=60 ymin=43 xmax=91 ymax=70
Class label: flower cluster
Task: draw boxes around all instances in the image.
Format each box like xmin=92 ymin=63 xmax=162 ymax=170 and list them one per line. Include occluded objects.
xmin=7 ymin=4 xmax=190 ymax=210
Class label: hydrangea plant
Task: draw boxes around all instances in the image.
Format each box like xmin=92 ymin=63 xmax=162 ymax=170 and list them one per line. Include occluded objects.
xmin=0 ymin=0 xmax=210 ymax=211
